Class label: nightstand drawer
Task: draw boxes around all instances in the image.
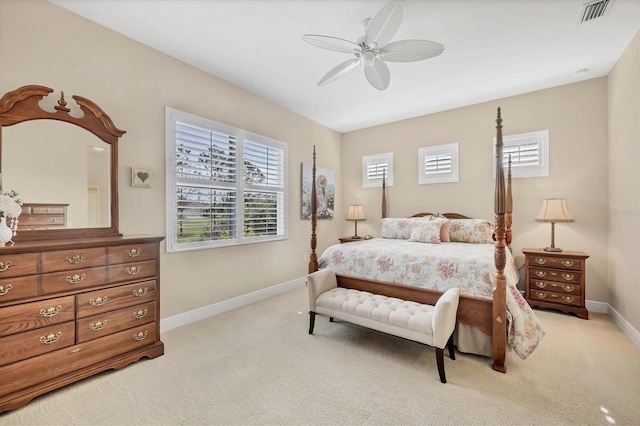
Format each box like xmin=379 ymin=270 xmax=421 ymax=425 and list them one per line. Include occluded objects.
xmin=529 ymin=279 xmax=581 ymax=296
xmin=529 ymin=256 xmax=582 ymax=271
xmin=529 ymin=268 xmax=581 ymax=284
xmin=529 ymin=290 xmax=581 ymax=307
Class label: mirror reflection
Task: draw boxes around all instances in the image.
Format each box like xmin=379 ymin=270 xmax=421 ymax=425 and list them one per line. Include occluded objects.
xmin=3 ymin=120 xmax=111 ymax=229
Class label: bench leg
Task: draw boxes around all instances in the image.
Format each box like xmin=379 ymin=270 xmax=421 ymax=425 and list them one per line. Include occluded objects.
xmin=436 ymin=348 xmax=446 ymax=383
xmin=329 ymin=317 xmax=334 ymax=322
xmin=309 ymin=311 xmax=316 ymax=334
xmin=447 ymin=335 xmax=455 ymax=360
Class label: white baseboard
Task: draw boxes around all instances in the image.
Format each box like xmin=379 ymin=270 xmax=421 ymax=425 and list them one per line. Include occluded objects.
xmin=160 ymin=283 xmax=640 ymax=351
xmin=160 ymin=276 xmax=306 ymax=332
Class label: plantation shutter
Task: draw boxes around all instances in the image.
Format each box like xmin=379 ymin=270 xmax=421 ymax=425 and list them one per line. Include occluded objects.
xmin=418 ymin=143 xmax=459 ymax=184
xmin=362 ymin=152 xmax=393 ymax=188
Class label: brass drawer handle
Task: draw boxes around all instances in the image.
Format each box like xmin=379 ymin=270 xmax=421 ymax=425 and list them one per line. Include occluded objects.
xmin=535 ymin=291 xmax=547 ymax=299
xmin=562 ymin=274 xmax=575 ymax=281
xmin=534 ymin=270 xmax=547 ymax=278
xmin=126 ymin=248 xmax=142 ymax=258
xmin=66 ymin=273 xmax=86 ymax=284
xmin=126 ymin=266 xmax=141 ymax=275
xmin=39 ymin=305 xmax=62 ymax=318
xmin=133 ymin=309 xmax=148 ymax=319
xmin=132 ymin=287 xmax=148 ymax=297
xmin=0 ymin=261 xmax=13 ymax=272
xmin=39 ymin=332 xmax=62 ymax=345
xmin=562 ymin=285 xmax=575 ymax=292
xmin=89 ymin=296 xmax=108 ymax=306
xmin=44 ymin=208 xmax=52 ymax=213
xmin=562 ymin=260 xmax=575 ymax=267
xmin=50 ymin=218 xmax=58 ymax=224
xmin=133 ymin=331 xmax=148 ymax=341
xmin=89 ymin=320 xmax=108 ymax=331
xmin=534 ymin=258 xmax=546 ymax=265
xmin=0 ymin=284 xmax=12 ymax=296
xmin=562 ymin=296 xmax=575 ymax=303
xmin=534 ymin=281 xmax=546 ymax=289
xmin=65 ymin=254 xmax=86 ymax=264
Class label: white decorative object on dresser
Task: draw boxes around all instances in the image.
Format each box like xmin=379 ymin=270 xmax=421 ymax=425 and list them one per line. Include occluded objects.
xmin=0 ymin=85 xmax=164 ymax=413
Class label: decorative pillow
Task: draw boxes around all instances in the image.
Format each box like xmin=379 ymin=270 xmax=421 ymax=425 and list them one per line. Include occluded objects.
xmin=438 ymin=218 xmax=451 ymax=243
xmin=448 ymin=219 xmax=494 ymax=243
xmin=380 ymin=217 xmax=433 ymax=239
xmin=408 ymin=220 xmax=443 ymax=244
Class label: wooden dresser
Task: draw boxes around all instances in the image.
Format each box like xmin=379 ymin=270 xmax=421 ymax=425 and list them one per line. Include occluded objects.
xmin=523 ymin=248 xmax=589 ymax=319
xmin=0 ymin=235 xmax=164 ymax=412
xmin=19 ymin=203 xmax=69 ymax=230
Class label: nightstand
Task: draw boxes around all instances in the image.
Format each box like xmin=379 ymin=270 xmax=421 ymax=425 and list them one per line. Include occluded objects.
xmin=339 ymin=237 xmax=362 ymax=243
xmin=523 ymin=248 xmax=589 ymax=319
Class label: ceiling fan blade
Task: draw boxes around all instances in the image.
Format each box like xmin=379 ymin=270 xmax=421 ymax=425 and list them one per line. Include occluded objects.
xmin=365 ymin=0 xmax=405 ymax=48
xmin=318 ymin=58 xmax=361 ymax=86
xmin=303 ymin=34 xmax=361 ymax=54
xmin=364 ymin=59 xmax=390 ymax=90
xmin=380 ymin=40 xmax=445 ymax=62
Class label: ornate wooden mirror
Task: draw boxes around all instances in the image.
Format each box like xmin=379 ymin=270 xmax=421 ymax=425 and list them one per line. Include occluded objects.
xmin=0 ymin=85 xmax=125 ymax=241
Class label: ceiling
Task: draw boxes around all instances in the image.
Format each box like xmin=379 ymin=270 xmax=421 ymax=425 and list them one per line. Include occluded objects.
xmin=50 ymin=0 xmax=639 ymax=133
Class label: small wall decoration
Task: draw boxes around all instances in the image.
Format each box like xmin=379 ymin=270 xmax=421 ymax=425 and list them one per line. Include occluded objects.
xmin=301 ymin=163 xmax=335 ymax=219
xmin=131 ymin=167 xmax=153 ymax=188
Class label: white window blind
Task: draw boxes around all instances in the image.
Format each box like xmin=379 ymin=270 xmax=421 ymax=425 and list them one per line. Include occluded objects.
xmin=494 ymin=130 xmax=548 ymax=178
xmin=362 ymin=152 xmax=393 ymax=188
xmin=418 ymin=143 xmax=459 ymax=184
xmin=166 ymin=108 xmax=288 ymax=252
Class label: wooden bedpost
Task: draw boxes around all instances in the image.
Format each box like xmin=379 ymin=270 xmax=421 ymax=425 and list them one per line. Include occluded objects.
xmin=493 ymin=107 xmax=508 ymax=373
xmin=381 ymin=174 xmax=387 ymax=219
xmin=506 ymin=155 xmax=513 ymax=247
xmin=308 ymin=146 xmax=319 ymax=273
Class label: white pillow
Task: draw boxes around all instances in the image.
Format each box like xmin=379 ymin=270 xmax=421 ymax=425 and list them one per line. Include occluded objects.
xmin=408 ymin=220 xmax=443 ymax=244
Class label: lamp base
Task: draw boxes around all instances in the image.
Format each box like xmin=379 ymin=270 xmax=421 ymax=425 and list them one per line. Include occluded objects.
xmin=351 ymin=235 xmax=362 ymax=240
xmin=543 ymin=247 xmax=563 ymax=252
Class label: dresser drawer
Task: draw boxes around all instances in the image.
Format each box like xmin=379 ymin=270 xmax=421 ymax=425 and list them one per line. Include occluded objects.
xmin=528 ymin=256 xmax=582 ymax=271
xmin=0 ymin=253 xmax=39 ymax=278
xmin=107 ymin=243 xmax=157 ymax=264
xmin=20 ymin=215 xmax=66 ymax=228
xmin=77 ymin=301 xmax=156 ymax=343
xmin=76 ymin=280 xmax=157 ymax=318
xmin=529 ymin=268 xmax=581 ymax=284
xmin=0 ymin=324 xmax=158 ymax=396
xmin=529 ymin=290 xmax=582 ymax=307
xmin=529 ymin=279 xmax=581 ymax=296
xmin=42 ymin=267 xmax=107 ymax=294
xmin=0 ymin=275 xmax=39 ymax=304
xmin=0 ymin=321 xmax=75 ymax=367
xmin=107 ymin=259 xmax=156 ymax=283
xmin=42 ymin=247 xmax=107 ymax=273
xmin=0 ymin=295 xmax=75 ymax=337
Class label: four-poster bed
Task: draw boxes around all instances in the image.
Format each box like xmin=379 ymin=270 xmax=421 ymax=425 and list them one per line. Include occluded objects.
xmin=308 ymin=108 xmax=544 ymax=372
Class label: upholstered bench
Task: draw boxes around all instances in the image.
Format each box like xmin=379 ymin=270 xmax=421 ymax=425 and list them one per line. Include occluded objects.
xmin=307 ymin=269 xmax=460 ymax=383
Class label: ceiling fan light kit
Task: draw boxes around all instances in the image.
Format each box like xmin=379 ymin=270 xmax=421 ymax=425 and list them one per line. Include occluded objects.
xmin=303 ymin=0 xmax=444 ymax=91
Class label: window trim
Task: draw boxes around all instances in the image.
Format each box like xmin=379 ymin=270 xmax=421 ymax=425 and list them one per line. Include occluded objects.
xmin=493 ymin=130 xmax=549 ymax=179
xmin=418 ymin=143 xmax=459 ymax=184
xmin=362 ymin=152 xmax=393 ymax=188
xmin=165 ymin=107 xmax=288 ymax=253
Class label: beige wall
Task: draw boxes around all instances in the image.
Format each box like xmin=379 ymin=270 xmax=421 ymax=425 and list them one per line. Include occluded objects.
xmin=342 ymin=79 xmax=610 ymax=303
xmin=607 ymin=32 xmax=640 ymax=331
xmin=0 ymin=0 xmax=342 ymax=318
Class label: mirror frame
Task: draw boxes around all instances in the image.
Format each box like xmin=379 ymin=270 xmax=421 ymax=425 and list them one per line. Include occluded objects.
xmin=0 ymin=85 xmax=125 ymax=241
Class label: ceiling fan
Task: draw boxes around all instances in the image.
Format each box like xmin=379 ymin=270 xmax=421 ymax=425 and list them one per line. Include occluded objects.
xmin=303 ymin=0 xmax=444 ymax=91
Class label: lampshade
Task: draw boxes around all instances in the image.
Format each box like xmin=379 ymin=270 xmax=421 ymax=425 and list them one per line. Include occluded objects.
xmin=536 ymin=199 xmax=574 ymax=223
xmin=346 ymin=205 xmax=366 ymax=221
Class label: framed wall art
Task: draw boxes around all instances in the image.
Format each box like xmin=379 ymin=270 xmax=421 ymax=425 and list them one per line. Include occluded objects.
xmin=301 ymin=163 xmax=334 ymax=219
xmin=131 ymin=166 xmax=153 ymax=188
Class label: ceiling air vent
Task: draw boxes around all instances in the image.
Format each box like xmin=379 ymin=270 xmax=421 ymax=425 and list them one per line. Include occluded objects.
xmin=579 ymin=0 xmax=612 ymax=23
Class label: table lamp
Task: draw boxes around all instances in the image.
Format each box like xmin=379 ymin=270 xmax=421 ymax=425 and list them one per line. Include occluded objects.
xmin=346 ymin=205 xmax=366 ymax=239
xmin=535 ymin=198 xmax=573 ymax=252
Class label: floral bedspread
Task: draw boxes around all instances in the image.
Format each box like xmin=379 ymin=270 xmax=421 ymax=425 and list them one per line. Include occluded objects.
xmin=318 ymin=239 xmax=544 ymax=359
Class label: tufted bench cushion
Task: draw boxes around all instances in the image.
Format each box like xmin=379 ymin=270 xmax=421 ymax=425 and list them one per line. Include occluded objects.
xmin=307 ymin=268 xmax=460 ymax=383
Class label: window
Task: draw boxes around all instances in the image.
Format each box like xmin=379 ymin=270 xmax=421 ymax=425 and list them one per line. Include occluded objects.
xmin=362 ymin=152 xmax=393 ymax=188
xmin=418 ymin=143 xmax=459 ymax=184
xmin=165 ymin=107 xmax=288 ymax=252
xmin=494 ymin=130 xmax=548 ymax=178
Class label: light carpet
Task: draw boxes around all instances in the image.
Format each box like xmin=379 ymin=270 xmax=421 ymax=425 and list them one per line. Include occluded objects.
xmin=1 ymin=286 xmax=639 ymax=425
